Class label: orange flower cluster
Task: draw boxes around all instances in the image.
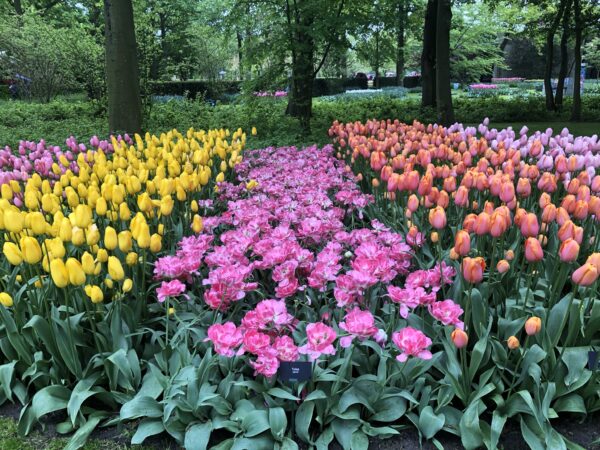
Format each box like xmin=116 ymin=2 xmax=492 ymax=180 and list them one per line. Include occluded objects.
xmin=330 ymin=119 xmax=600 ymax=294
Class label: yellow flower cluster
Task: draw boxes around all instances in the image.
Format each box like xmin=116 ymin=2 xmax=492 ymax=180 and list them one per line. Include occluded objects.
xmin=0 ymin=128 xmax=245 ymax=304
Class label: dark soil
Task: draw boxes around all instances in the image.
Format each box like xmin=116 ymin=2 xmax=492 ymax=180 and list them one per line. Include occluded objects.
xmin=2 ymin=401 xmax=598 ymax=449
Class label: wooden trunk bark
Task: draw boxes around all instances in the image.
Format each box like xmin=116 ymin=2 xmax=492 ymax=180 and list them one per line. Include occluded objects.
xmin=396 ymin=0 xmax=406 ymax=86
xmin=286 ymin=11 xmax=315 ymax=133
xmin=421 ymin=0 xmax=437 ymax=107
xmin=104 ymin=0 xmax=142 ymax=135
xmin=555 ymin=0 xmax=572 ymax=110
xmin=571 ymin=0 xmax=582 ymax=121
xmin=544 ymin=0 xmax=567 ymax=111
xmin=435 ymin=0 xmax=454 ymax=125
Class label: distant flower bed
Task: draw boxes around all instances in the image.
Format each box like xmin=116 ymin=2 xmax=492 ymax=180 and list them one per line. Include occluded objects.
xmin=469 ymin=83 xmax=499 ymax=90
xmin=253 ymin=90 xmax=288 ymax=97
xmin=492 ymin=77 xmax=525 ymax=83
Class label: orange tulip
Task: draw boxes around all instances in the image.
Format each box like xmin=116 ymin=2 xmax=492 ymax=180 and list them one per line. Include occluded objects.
xmin=572 ymin=263 xmax=599 ymax=286
xmin=524 ymin=237 xmax=543 ymax=262
xmin=451 ymin=329 xmax=468 ymax=349
xmin=586 ymin=253 xmax=600 ymax=271
xmin=524 ymin=317 xmax=542 ymax=336
xmin=559 ymin=238 xmax=580 ymax=262
xmin=454 ymin=230 xmax=471 ymax=256
xmin=407 ymin=194 xmax=419 ymax=212
xmin=507 ymin=336 xmax=520 ymax=350
xmin=428 ymin=206 xmax=447 ymax=229
xmin=472 ymin=212 xmax=491 ymax=236
xmin=505 ymin=249 xmax=515 ymax=261
xmin=496 ymin=259 xmax=510 ymax=273
xmin=462 ymin=257 xmax=486 ymax=284
xmin=520 ymin=213 xmax=539 ymax=238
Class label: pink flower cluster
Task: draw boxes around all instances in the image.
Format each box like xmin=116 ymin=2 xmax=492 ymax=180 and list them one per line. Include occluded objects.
xmin=157 ymin=145 xmax=448 ymax=377
xmin=205 ymin=299 xmax=299 ymax=376
xmin=469 ymin=84 xmax=498 ymax=90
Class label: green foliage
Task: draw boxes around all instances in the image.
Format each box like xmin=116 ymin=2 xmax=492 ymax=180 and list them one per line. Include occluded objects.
xmin=1 ymin=95 xmax=600 ymax=151
xmin=0 ymin=13 xmax=103 ymax=102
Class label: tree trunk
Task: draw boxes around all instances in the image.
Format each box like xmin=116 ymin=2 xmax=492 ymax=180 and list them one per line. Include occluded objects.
xmin=11 ymin=0 xmax=23 ymax=15
xmin=571 ymin=0 xmax=582 ymax=121
xmin=104 ymin=0 xmax=142 ymax=134
xmin=237 ymin=31 xmax=244 ymax=80
xmin=555 ymin=0 xmax=572 ymax=110
xmin=421 ymin=0 xmax=437 ymax=107
xmin=286 ymin=17 xmax=315 ymax=133
xmin=375 ymin=32 xmax=381 ymax=89
xmin=544 ymin=0 xmax=567 ymax=111
xmin=435 ymin=0 xmax=454 ymax=125
xmin=396 ymin=0 xmax=406 ymax=86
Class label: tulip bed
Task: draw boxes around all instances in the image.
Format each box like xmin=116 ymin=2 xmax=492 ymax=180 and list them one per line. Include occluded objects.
xmin=0 ymin=120 xmax=599 ymax=450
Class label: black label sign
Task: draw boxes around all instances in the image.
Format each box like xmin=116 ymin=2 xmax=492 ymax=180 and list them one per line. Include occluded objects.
xmin=278 ymin=361 xmax=312 ymax=383
xmin=589 ymin=351 xmax=599 ymax=371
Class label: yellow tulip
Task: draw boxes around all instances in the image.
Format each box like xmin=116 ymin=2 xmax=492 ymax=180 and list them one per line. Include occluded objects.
xmin=85 ymin=285 xmax=104 ymax=303
xmin=96 ymin=197 xmax=108 ymax=216
xmin=158 ymin=223 xmax=164 ymax=235
xmin=136 ymin=223 xmax=151 ymax=249
xmin=107 ymin=256 xmax=125 ymax=281
xmin=71 ymin=227 xmax=85 ymax=246
xmin=50 ymin=258 xmax=69 ymax=288
xmin=74 ymin=204 xmax=92 ymax=229
xmin=125 ymin=252 xmax=138 ymax=266
xmin=81 ymin=252 xmax=95 ymax=275
xmin=59 ymin=218 xmax=73 ymax=242
xmin=251 ymin=126 xmax=257 ymax=136
xmin=160 ymin=195 xmax=174 ymax=216
xmin=119 ymin=203 xmax=131 ymax=221
xmin=4 ymin=209 xmax=24 ymax=233
xmin=192 ymin=215 xmax=203 ymax=233
xmin=3 ymin=242 xmax=23 ymax=265
xmin=104 ymin=227 xmax=118 ymax=250
xmin=1 ymin=184 xmax=12 ymax=200
xmin=29 ymin=212 xmax=47 ymax=235
xmin=118 ymin=231 xmax=133 ymax=252
xmin=150 ymin=234 xmax=162 ymax=253
xmin=0 ymin=292 xmax=13 ymax=307
xmin=123 ymin=278 xmax=133 ymax=293
xmin=65 ymin=258 xmax=86 ymax=286
xmin=104 ymin=278 xmax=114 ymax=289
xmin=97 ymin=248 xmax=109 ymax=263
xmin=86 ymin=225 xmax=100 ymax=246
xmin=20 ymin=237 xmax=42 ymax=264
xmin=215 ymin=172 xmax=225 ymax=183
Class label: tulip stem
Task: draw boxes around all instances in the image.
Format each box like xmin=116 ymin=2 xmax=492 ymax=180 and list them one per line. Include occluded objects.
xmin=165 ymin=296 xmax=170 ymax=348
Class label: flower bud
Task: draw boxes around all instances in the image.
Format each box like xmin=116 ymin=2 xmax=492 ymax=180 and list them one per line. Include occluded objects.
xmin=507 ymin=336 xmax=520 ymax=350
xmin=462 ymin=257 xmax=486 ymax=284
xmin=572 ymin=263 xmax=599 ymax=286
xmin=65 ymin=257 xmax=86 ymax=286
xmin=496 ymin=259 xmax=510 ymax=273
xmin=428 ymin=206 xmax=447 ymax=229
xmin=524 ymin=317 xmax=542 ymax=336
xmin=0 ymin=292 xmax=13 ymax=307
xmin=451 ymin=328 xmax=468 ymax=349
xmin=559 ymin=238 xmax=580 ymax=262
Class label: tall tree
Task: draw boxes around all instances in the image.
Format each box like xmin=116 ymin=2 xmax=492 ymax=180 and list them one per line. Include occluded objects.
xmin=104 ymin=0 xmax=142 ymax=134
xmin=421 ymin=0 xmax=437 ymax=107
xmin=543 ymin=0 xmax=567 ymax=111
xmin=435 ymin=0 xmax=454 ymax=124
xmin=571 ymin=0 xmax=582 ymax=120
xmin=396 ymin=0 xmax=407 ymax=85
xmin=554 ymin=0 xmax=572 ymax=110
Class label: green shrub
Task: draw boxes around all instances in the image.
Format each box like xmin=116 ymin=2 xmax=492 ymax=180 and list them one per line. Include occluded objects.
xmin=1 ymin=94 xmax=599 ymax=150
xmin=0 ymin=85 xmax=9 ymax=100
